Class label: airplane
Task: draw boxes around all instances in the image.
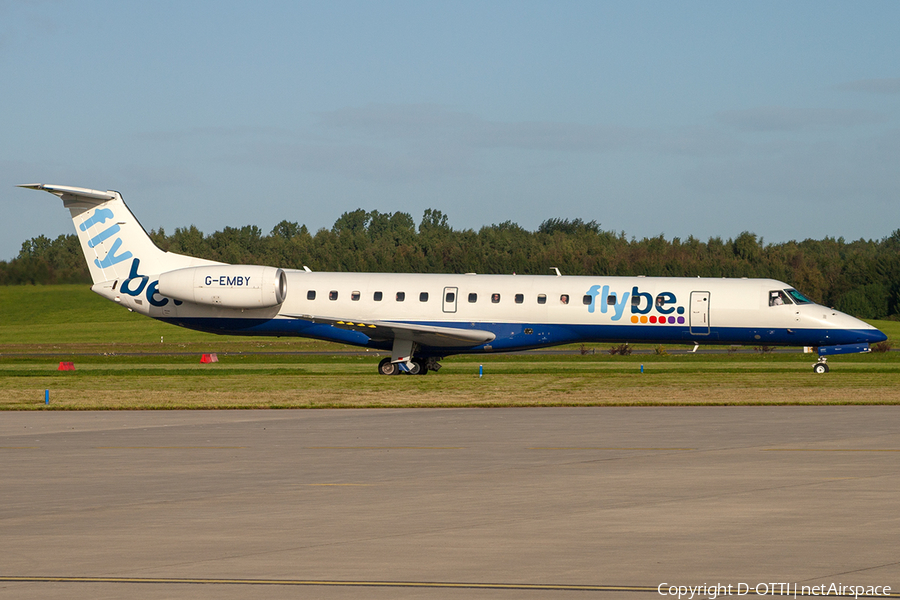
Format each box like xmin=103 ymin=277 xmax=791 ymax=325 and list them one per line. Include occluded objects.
xmin=21 ymin=183 xmax=887 ymax=375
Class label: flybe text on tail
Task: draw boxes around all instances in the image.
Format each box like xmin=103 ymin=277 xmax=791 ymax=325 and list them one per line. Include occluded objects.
xmin=81 ymin=207 xmax=133 ymax=269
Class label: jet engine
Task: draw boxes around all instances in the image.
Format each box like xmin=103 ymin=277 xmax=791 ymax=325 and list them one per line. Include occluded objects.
xmin=157 ymin=265 xmax=288 ymax=309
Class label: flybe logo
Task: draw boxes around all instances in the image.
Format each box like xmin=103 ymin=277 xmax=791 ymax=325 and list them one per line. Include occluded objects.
xmin=585 ymin=285 xmax=686 ymax=324
xmin=120 ymin=258 xmax=180 ymax=308
xmin=80 ymin=207 xmax=132 ymax=268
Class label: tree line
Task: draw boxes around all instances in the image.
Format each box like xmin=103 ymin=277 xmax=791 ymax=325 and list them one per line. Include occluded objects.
xmin=3 ymin=208 xmax=899 ymax=320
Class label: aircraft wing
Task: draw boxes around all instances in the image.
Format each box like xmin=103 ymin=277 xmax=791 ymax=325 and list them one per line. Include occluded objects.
xmin=280 ymin=313 xmax=495 ymax=348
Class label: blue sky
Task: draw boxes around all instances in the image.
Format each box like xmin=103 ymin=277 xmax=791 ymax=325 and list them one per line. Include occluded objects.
xmin=2 ymin=1 xmax=898 ymax=261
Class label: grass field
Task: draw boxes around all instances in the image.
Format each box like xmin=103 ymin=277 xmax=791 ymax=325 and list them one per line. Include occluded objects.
xmin=1 ymin=285 xmax=898 ymax=409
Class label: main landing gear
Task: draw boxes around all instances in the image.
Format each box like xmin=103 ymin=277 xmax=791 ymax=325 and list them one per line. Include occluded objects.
xmin=812 ymin=357 xmax=830 ymax=374
xmin=377 ymin=357 xmax=400 ymax=375
xmin=378 ymin=338 xmax=443 ymax=375
xmin=377 ymin=356 xmax=441 ymax=375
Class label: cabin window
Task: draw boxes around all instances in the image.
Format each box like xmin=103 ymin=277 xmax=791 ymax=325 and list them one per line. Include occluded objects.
xmin=329 ymin=290 xmax=338 ymax=301
xmin=607 ymin=294 xmax=616 ymax=305
xmin=351 ymin=291 xmax=360 ymax=301
xmin=468 ymin=293 xmax=478 ymax=303
xmin=655 ymin=292 xmax=676 ymax=313
xmin=374 ymin=291 xmax=383 ymax=301
xmin=631 ymin=295 xmax=640 ymax=306
xmin=524 ymin=328 xmax=533 ymax=334
xmin=582 ymin=295 xmax=592 ymax=305
xmin=491 ymin=293 xmax=501 ymax=303
xmin=307 ymin=290 xmax=316 ymax=301
xmin=419 ymin=292 xmax=429 ymax=302
xmin=396 ymin=291 xmax=405 ymax=302
xmin=515 ymin=293 xmax=524 ymax=304
xmin=537 ymin=294 xmax=546 ymax=304
xmin=769 ymin=290 xmax=793 ymax=306
xmin=560 ymin=294 xmax=569 ymax=305
xmin=446 ymin=291 xmax=456 ymax=303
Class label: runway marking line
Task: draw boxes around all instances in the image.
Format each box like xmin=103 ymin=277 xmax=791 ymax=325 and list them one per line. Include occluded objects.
xmin=303 ymin=446 xmax=464 ymax=450
xmin=307 ymin=483 xmax=372 ymax=486
xmin=528 ymin=447 xmax=695 ymax=451
xmin=0 ymin=576 xmax=652 ymax=592
xmin=93 ymin=446 xmax=247 ymax=449
xmin=3 ymin=577 xmax=898 ymax=596
xmin=763 ymin=449 xmax=900 ymax=452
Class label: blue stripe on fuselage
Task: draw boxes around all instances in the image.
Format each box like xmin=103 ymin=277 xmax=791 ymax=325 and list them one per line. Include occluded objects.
xmin=156 ymin=317 xmax=885 ymax=356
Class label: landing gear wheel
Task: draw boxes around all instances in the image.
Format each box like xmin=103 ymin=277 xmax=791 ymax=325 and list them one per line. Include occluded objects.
xmin=378 ymin=357 xmax=398 ymax=375
xmin=405 ymin=360 xmax=421 ymax=375
xmin=813 ymin=362 xmax=829 ymax=374
xmin=413 ymin=359 xmax=428 ymax=375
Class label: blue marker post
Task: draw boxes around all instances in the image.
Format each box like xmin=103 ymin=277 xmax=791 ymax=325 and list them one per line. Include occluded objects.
xmin=479 ymin=364 xmax=483 ymax=378
xmin=45 ymin=389 xmax=49 ymax=405
xmin=640 ymin=364 xmax=644 ymax=374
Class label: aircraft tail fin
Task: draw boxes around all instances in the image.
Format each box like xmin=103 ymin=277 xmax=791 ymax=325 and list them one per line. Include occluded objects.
xmin=20 ymin=184 xmax=220 ymax=284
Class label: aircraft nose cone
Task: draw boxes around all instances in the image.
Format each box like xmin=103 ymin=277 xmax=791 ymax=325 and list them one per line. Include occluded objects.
xmin=867 ymin=328 xmax=888 ymax=343
xmin=848 ymin=322 xmax=888 ymax=344
xmin=841 ymin=312 xmax=888 ymax=344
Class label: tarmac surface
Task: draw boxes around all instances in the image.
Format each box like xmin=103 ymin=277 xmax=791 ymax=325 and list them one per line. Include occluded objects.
xmin=2 ymin=407 xmax=899 ymax=599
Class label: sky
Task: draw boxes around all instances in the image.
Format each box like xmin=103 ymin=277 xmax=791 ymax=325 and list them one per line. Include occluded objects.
xmin=1 ymin=1 xmax=899 ymax=261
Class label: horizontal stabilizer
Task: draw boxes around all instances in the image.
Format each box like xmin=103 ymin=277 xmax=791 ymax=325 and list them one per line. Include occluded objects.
xmin=18 ymin=184 xmax=117 ymax=206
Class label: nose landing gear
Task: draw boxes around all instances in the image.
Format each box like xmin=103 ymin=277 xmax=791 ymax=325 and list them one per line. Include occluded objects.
xmin=812 ymin=358 xmax=829 ymax=374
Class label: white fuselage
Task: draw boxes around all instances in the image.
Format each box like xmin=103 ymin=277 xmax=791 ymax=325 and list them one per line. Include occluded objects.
xmin=95 ymin=270 xmax=883 ymax=355
xmin=24 ymin=182 xmax=886 ymax=369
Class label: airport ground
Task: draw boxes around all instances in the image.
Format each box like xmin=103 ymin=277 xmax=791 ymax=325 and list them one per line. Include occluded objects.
xmin=2 ymin=286 xmax=899 ymax=598
xmin=2 ymin=352 xmax=900 ymax=409
xmin=2 ymin=407 xmax=899 ymax=599
xmin=2 ymin=284 xmax=899 ymax=409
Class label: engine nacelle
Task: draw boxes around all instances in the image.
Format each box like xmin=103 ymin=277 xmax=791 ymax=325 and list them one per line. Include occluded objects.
xmin=157 ymin=265 xmax=288 ymax=309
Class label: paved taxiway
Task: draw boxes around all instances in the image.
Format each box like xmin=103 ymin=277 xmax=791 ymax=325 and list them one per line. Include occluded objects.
xmin=2 ymin=407 xmax=899 ymax=599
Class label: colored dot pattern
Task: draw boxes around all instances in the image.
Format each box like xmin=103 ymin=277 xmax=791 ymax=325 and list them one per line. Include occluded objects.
xmin=630 ymin=315 xmax=686 ymax=324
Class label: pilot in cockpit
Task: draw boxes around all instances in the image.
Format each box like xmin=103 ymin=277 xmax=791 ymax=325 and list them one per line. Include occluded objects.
xmin=769 ymin=290 xmax=790 ymax=306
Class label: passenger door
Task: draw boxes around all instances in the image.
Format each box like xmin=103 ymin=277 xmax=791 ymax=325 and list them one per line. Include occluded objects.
xmin=690 ymin=291 xmax=710 ymax=335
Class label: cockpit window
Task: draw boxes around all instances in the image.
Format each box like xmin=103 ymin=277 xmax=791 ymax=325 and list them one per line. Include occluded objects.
xmin=768 ymin=290 xmax=793 ymax=306
xmin=785 ymin=289 xmax=812 ymax=304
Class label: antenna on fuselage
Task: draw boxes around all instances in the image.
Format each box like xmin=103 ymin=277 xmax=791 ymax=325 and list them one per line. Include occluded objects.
xmin=551 ymin=267 xmax=562 ymax=276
